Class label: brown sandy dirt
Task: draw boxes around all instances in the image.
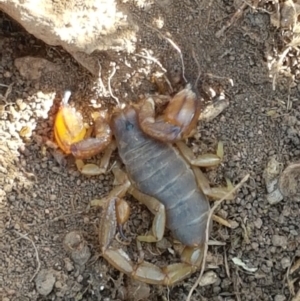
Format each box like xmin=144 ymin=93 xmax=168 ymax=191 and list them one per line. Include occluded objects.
xmin=1 ymin=1 xmax=300 ymax=300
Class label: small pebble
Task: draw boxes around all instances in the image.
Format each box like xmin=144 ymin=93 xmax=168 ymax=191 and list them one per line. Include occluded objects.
xmin=272 ymin=235 xmax=287 ymax=248
xmin=55 ymin=281 xmax=62 ymax=289
xmin=274 ymin=294 xmax=286 ymax=301
xmin=49 ymin=194 xmax=57 ymax=201
xmin=4 ymin=71 xmax=12 ymax=78
xmin=8 ymin=195 xmax=15 ymax=202
xmin=290 ymin=229 xmax=298 ymax=236
xmin=16 ymin=99 xmax=27 ymax=111
xmin=217 ymin=209 xmax=228 ymax=219
xmin=261 ymin=264 xmax=271 ymax=273
xmin=156 ymin=237 xmax=172 ymax=250
xmin=199 ymin=271 xmax=218 ymax=286
xmin=254 ymin=218 xmax=263 ymax=229
xmin=229 ymin=220 xmax=239 ymax=229
xmin=281 ymin=257 xmax=291 ymax=269
xmin=266 ymin=260 xmax=273 ymax=267
xmin=4 ymin=184 xmax=13 ymax=193
xmin=64 ymin=258 xmax=74 ymax=272
xmin=63 ymin=231 xmax=91 ymax=266
xmin=35 ymin=269 xmax=56 ymax=296
xmin=212 ymin=286 xmax=221 ymax=294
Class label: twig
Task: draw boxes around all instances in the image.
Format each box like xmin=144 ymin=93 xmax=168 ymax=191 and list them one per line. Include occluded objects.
xmin=108 ymin=62 xmax=120 ymax=106
xmin=0 ymin=82 xmax=14 ymax=107
xmin=212 ymin=214 xmax=232 ymax=228
xmin=192 ymin=49 xmax=201 ymax=88
xmin=166 ymin=286 xmax=170 ymax=301
xmin=224 ymin=248 xmax=231 ymax=278
xmin=14 ymin=230 xmax=41 ymax=282
xmin=138 ymin=23 xmax=188 ymax=84
xmin=165 ymin=37 xmax=187 ymax=83
xmin=134 ymin=50 xmax=175 ymax=93
xmin=206 ymin=0 xmax=214 ymax=28
xmin=286 ymin=255 xmax=296 ymax=296
xmin=4 ymin=82 xmax=13 ymax=100
xmin=233 ymin=269 xmax=242 ymax=301
xmin=135 ymin=49 xmax=167 ymax=73
xmin=96 ymin=60 xmax=108 ymax=96
xmin=290 ymin=258 xmax=300 ymax=275
xmin=186 ymin=174 xmax=250 ymax=301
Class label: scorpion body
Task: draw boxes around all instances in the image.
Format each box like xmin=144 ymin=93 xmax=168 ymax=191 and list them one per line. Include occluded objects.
xmin=54 ymin=85 xmax=231 ymax=285
xmin=112 ymin=106 xmax=210 ymax=247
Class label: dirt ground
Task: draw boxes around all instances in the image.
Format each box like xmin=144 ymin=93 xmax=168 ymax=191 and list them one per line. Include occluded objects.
xmin=1 ymin=0 xmax=300 ymax=300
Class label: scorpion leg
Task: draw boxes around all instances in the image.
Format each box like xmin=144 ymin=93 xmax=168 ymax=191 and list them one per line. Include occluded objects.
xmin=176 ymin=140 xmax=223 ymax=168
xmin=91 ymin=164 xmax=131 ymax=207
xmin=94 ymin=164 xmax=166 ymax=243
xmin=176 ymin=140 xmax=234 ymax=200
xmin=176 ymin=141 xmax=235 ymax=227
xmin=75 ymin=141 xmax=116 ymax=176
xmin=138 ymin=84 xmax=201 ymax=142
xmin=92 ymin=166 xmax=131 ymax=248
xmin=128 ymin=187 xmax=166 ymax=243
xmin=100 ymin=200 xmax=204 ymax=285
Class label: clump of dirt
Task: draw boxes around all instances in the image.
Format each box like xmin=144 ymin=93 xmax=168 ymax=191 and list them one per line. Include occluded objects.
xmin=1 ymin=1 xmax=300 ymax=301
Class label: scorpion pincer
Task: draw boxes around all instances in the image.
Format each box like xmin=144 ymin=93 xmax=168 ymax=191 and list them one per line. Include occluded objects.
xmin=54 ymin=84 xmax=234 ymax=286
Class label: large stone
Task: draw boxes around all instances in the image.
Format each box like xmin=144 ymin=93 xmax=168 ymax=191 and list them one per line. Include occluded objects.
xmin=0 ymin=0 xmax=138 ymax=75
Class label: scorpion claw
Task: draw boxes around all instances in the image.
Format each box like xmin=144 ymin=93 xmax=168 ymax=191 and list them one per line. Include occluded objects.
xmin=70 ymin=111 xmax=112 ymax=159
xmin=138 ymin=84 xmax=201 ymax=142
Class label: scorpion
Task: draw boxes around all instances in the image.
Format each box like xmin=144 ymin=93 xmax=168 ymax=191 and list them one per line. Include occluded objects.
xmin=53 ymin=72 xmax=234 ymax=286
